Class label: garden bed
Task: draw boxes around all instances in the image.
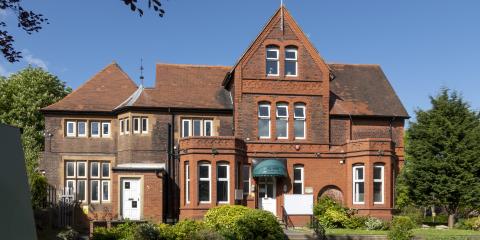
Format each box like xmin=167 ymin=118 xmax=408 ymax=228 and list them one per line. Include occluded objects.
xmin=326 ymin=228 xmax=480 ymax=239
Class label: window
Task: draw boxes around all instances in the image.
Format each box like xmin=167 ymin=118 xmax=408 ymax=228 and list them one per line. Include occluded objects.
xmin=125 ymin=118 xmax=130 ymax=134
xmin=91 ymin=180 xmax=100 ymax=202
xmin=182 ymin=119 xmax=191 ymax=138
xmin=91 ymin=122 xmax=100 ymax=137
xmin=141 ymin=117 xmax=148 ymax=133
xmin=353 ymin=165 xmax=365 ymax=204
xmin=193 ymin=120 xmax=202 ymax=136
xmin=285 ymin=47 xmax=298 ymax=76
xmin=198 ymin=163 xmax=211 ymax=203
xmin=266 ymin=46 xmax=279 ymax=76
xmin=77 ymin=162 xmax=86 ymax=178
xmin=91 ymin=162 xmax=99 ymax=178
xmin=374 ymin=164 xmax=384 ymax=204
xmin=243 ymin=165 xmax=251 ymax=195
xmin=204 ymin=120 xmax=213 ymax=136
xmin=102 ymin=180 xmax=110 ymax=202
xmin=102 ymin=122 xmax=110 ymax=137
xmin=217 ymin=164 xmax=229 ymax=203
xmin=77 ymin=121 xmax=87 ymax=137
xmin=185 ymin=162 xmax=190 ymax=204
xmin=102 ymin=162 xmax=110 ymax=178
xmin=276 ymin=103 xmax=288 ymax=139
xmin=258 ymin=103 xmax=271 ymax=138
xmin=66 ymin=180 xmax=75 ymax=195
xmin=77 ymin=180 xmax=86 ymax=201
xmin=120 ymin=119 xmax=124 ymax=134
xmin=66 ymin=161 xmax=75 ymax=177
xmin=294 ymin=103 xmax=306 ymax=139
xmin=293 ymin=165 xmax=304 ymax=194
xmin=66 ymin=121 xmax=76 ymax=137
xmin=133 ymin=117 xmax=140 ymax=133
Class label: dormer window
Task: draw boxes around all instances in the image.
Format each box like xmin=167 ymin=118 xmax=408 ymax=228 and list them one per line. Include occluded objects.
xmin=285 ymin=47 xmax=298 ymax=76
xmin=266 ymin=46 xmax=279 ymax=76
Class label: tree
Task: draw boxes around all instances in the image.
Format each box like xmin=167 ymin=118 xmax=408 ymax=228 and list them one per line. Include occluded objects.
xmin=0 ymin=67 xmax=71 ymax=180
xmin=404 ymin=88 xmax=480 ymax=228
xmin=0 ymin=0 xmax=165 ymax=63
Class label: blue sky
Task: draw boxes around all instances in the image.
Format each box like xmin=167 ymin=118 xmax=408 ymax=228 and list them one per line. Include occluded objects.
xmin=2 ymin=0 xmax=480 ymax=121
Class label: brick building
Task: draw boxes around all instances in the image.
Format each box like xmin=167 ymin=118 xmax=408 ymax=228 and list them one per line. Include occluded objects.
xmin=40 ymin=6 xmax=408 ymax=226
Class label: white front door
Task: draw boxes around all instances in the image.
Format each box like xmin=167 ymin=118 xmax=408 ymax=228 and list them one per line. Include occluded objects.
xmin=121 ymin=178 xmax=141 ymax=220
xmin=258 ymin=177 xmax=276 ymax=216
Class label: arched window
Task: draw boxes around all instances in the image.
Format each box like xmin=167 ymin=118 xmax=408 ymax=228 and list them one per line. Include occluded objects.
xmin=373 ymin=164 xmax=385 ymax=204
xmin=285 ymin=46 xmax=298 ymax=76
xmin=353 ymin=164 xmax=365 ymax=204
xmin=198 ymin=162 xmax=211 ymax=203
xmin=258 ymin=103 xmax=271 ymax=138
xmin=276 ymin=103 xmax=288 ymax=139
xmin=217 ymin=163 xmax=230 ymax=203
xmin=293 ymin=165 xmax=304 ymax=194
xmin=266 ymin=46 xmax=279 ymax=76
xmin=294 ymin=103 xmax=306 ymax=139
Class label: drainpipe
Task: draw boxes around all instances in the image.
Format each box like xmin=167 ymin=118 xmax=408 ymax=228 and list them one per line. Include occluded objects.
xmin=348 ymin=114 xmax=353 ymax=140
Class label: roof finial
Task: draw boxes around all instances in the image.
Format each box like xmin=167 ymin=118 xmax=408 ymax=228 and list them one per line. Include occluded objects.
xmin=139 ymin=58 xmax=144 ymax=86
xmin=280 ymin=0 xmax=284 ymax=34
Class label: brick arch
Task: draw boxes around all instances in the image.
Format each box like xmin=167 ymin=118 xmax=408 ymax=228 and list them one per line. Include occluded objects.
xmin=318 ymin=185 xmax=344 ymax=205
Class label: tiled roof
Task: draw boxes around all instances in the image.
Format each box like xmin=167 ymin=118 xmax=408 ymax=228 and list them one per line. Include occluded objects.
xmin=123 ymin=63 xmax=232 ymax=110
xmin=329 ymin=64 xmax=409 ymax=118
xmin=42 ymin=63 xmax=138 ymax=112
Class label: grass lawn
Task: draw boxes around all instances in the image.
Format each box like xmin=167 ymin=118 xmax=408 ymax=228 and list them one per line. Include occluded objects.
xmin=326 ymin=228 xmax=480 ymax=238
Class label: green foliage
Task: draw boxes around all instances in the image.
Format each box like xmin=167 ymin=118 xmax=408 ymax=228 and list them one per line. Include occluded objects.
xmin=0 ymin=67 xmax=70 ymax=180
xmin=204 ymin=205 xmax=251 ymax=238
xmin=56 ymin=227 xmax=79 ymax=240
xmin=30 ymin=172 xmax=48 ymax=209
xmin=343 ymin=215 xmax=368 ymax=229
xmin=404 ymin=89 xmax=480 ymax=222
xmin=134 ymin=223 xmax=162 ymax=240
xmin=313 ymin=196 xmax=350 ymax=228
xmin=455 ymin=217 xmax=480 ymax=231
xmin=311 ymin=219 xmax=326 ymax=240
xmin=235 ymin=209 xmax=285 ymax=240
xmin=365 ymin=217 xmax=389 ymax=231
xmin=91 ymin=222 xmax=137 ymax=240
xmin=91 ymin=227 xmax=119 ymax=240
xmin=398 ymin=206 xmax=423 ymax=225
xmin=388 ymin=216 xmax=416 ymax=240
xmin=171 ymin=220 xmax=207 ymax=240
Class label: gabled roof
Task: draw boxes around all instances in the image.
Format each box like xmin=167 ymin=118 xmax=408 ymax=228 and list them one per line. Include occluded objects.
xmin=329 ymin=64 xmax=409 ymax=118
xmin=122 ymin=63 xmax=232 ymax=110
xmin=42 ymin=63 xmax=138 ymax=112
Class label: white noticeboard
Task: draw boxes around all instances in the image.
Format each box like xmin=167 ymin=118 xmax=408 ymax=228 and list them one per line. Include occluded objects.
xmin=283 ymin=194 xmax=314 ymax=215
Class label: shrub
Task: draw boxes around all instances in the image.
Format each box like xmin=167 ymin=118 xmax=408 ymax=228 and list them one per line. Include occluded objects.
xmin=30 ymin=173 xmax=48 ymax=209
xmin=365 ymin=217 xmax=389 ymax=230
xmin=399 ymin=205 xmax=423 ymax=225
xmin=204 ymin=205 xmax=251 ymax=238
xmin=456 ymin=217 xmax=480 ymax=230
xmin=91 ymin=222 xmax=137 ymax=240
xmin=171 ymin=220 xmax=207 ymax=240
xmin=343 ymin=215 xmax=368 ymax=229
xmin=190 ymin=229 xmax=226 ymax=240
xmin=91 ymin=227 xmax=119 ymax=240
xmin=313 ymin=197 xmax=350 ymax=228
xmin=235 ymin=209 xmax=285 ymax=240
xmin=388 ymin=216 xmax=416 ymax=240
xmin=311 ymin=219 xmax=326 ymax=240
xmin=56 ymin=227 xmax=79 ymax=240
xmin=134 ymin=223 xmax=161 ymax=240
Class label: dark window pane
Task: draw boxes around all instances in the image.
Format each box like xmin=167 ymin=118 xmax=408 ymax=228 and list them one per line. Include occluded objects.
xmin=374 ymin=182 xmax=382 ymax=202
xmin=134 ymin=118 xmax=139 ymax=131
xmin=374 ymin=167 xmax=382 ymax=180
xmin=193 ymin=120 xmax=201 ymax=136
xmin=91 ymin=181 xmax=99 ymax=201
xmin=293 ymin=183 xmax=302 ymax=194
xmin=285 ymin=61 xmax=297 ymax=76
xmin=217 ymin=181 xmax=228 ymax=202
xmin=294 ymin=168 xmax=302 ymax=181
xmin=199 ymin=166 xmax=209 ymax=178
xmin=243 ymin=182 xmax=249 ymax=194
xmin=199 ymin=181 xmax=210 ymax=202
xmin=92 ymin=163 xmax=99 ymax=177
xmin=277 ymin=106 xmax=287 ymax=117
xmin=78 ymin=122 xmax=86 ymax=135
xmin=67 ymin=122 xmax=74 ymax=134
xmin=217 ymin=166 xmax=227 ymax=179
xmin=266 ymin=60 xmax=278 ymax=75
xmin=205 ymin=122 xmax=212 ymax=136
xmin=294 ymin=107 xmax=304 ymax=118
xmin=78 ymin=163 xmax=85 ymax=176
xmin=77 ymin=181 xmax=85 ymax=201
xmin=294 ymin=120 xmax=305 ymax=138
xmin=356 ymin=182 xmax=364 ymax=202
xmin=183 ymin=121 xmax=189 ymax=137
xmin=102 ymin=163 xmax=109 ymax=177
xmin=258 ymin=119 xmax=269 ymax=137
xmin=121 ymin=120 xmax=124 ymax=132
xmin=132 ymin=201 xmax=137 ymax=208
xmin=266 ymin=49 xmax=278 ymax=58
xmin=285 ymin=50 xmax=296 ymax=59
xmin=142 ymin=118 xmax=147 ymax=132
xmin=103 ymin=181 xmax=109 ymax=200
xmin=259 ymin=106 xmax=269 ymax=117
xmin=103 ymin=123 xmax=109 ymax=135
xmin=355 ymin=167 xmax=364 ymax=180
xmin=267 ymin=183 xmax=274 ymax=198
xmin=91 ymin=122 xmax=99 ymax=135
xmin=125 ymin=182 xmax=130 ymax=189
xmin=276 ymin=119 xmax=287 ymax=138
xmin=66 ymin=162 xmax=74 ymax=176
xmin=125 ymin=119 xmax=129 ymax=131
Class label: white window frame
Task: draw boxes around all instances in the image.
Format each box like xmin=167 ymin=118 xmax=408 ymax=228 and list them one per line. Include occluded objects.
xmin=119 ymin=119 xmax=124 ymax=135
xmin=204 ymin=120 xmax=213 ymax=136
xmin=101 ymin=180 xmax=110 ymax=202
xmin=141 ymin=117 xmax=148 ymax=134
xmin=77 ymin=161 xmax=87 ymax=178
xmin=293 ymin=165 xmax=304 ymax=194
xmin=243 ymin=165 xmax=251 ymax=196
xmin=258 ymin=103 xmax=271 ymax=139
xmin=266 ymin=46 xmax=280 ymax=76
xmin=185 ymin=162 xmax=190 ymax=204
xmin=102 ymin=122 xmax=110 ymax=137
xmin=125 ymin=118 xmax=130 ymax=134
xmin=373 ymin=164 xmax=385 ymax=204
xmin=294 ymin=104 xmax=306 ymax=140
xmin=101 ymin=162 xmax=110 ymax=178
xmin=90 ymin=121 xmax=100 ymax=137
xmin=91 ymin=162 xmax=100 ymax=178
xmin=276 ymin=103 xmax=289 ymax=139
xmin=77 ymin=121 xmax=87 ymax=137
xmin=285 ymin=47 xmax=298 ymax=77
xmin=353 ymin=165 xmax=365 ymax=204
xmin=76 ymin=179 xmax=87 ymax=201
xmin=133 ymin=117 xmax=140 ymax=134
xmin=90 ymin=180 xmax=100 ymax=202
xmin=182 ymin=119 xmax=191 ymax=138
xmin=192 ymin=119 xmax=203 ymax=137
xmin=66 ymin=161 xmax=76 ymax=178
xmin=198 ymin=163 xmax=211 ymax=204
xmin=217 ymin=163 xmax=230 ymax=204
xmin=66 ymin=179 xmax=76 ymax=196
xmin=66 ymin=121 xmax=76 ymax=137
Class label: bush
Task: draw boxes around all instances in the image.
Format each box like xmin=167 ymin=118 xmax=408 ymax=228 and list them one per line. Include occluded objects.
xmin=171 ymin=220 xmax=207 ymax=240
xmin=313 ymin=197 xmax=350 ymax=228
xmin=343 ymin=215 xmax=368 ymax=229
xmin=311 ymin=219 xmax=326 ymax=240
xmin=365 ymin=217 xmax=389 ymax=230
xmin=456 ymin=217 xmax=480 ymax=230
xmin=388 ymin=216 xmax=416 ymax=240
xmin=235 ymin=209 xmax=285 ymax=240
xmin=30 ymin=173 xmax=48 ymax=209
xmin=190 ymin=229 xmax=226 ymax=240
xmin=56 ymin=227 xmax=79 ymax=240
xmin=134 ymin=223 xmax=161 ymax=240
xmin=399 ymin=205 xmax=423 ymax=225
xmin=91 ymin=222 xmax=137 ymax=240
xmin=204 ymin=205 xmax=251 ymax=238
xmin=91 ymin=227 xmax=119 ymax=240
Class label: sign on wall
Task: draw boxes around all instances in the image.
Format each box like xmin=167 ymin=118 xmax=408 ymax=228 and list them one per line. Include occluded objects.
xmin=283 ymin=194 xmax=314 ymax=215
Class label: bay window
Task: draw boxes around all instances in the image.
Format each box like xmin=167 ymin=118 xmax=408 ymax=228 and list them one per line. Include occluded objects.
xmin=258 ymin=103 xmax=271 ymax=138
xmin=374 ymin=164 xmax=384 ymax=204
xmin=266 ymin=46 xmax=279 ymax=76
xmin=182 ymin=119 xmax=191 ymax=138
xmin=133 ymin=117 xmax=140 ymax=133
xmin=102 ymin=122 xmax=110 ymax=137
xmin=141 ymin=117 xmax=148 ymax=133
xmin=185 ymin=162 xmax=190 ymax=203
xmin=198 ymin=163 xmax=211 ymax=203
xmin=276 ymin=103 xmax=288 ymax=139
xmin=217 ymin=163 xmax=229 ymax=203
xmin=193 ymin=120 xmax=202 ymax=136
xmin=353 ymin=165 xmax=365 ymax=204
xmin=294 ymin=103 xmax=306 ymax=139
xmin=181 ymin=119 xmax=214 ymax=138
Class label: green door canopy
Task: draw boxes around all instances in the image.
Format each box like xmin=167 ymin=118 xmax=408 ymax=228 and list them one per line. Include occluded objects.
xmin=253 ymin=159 xmax=287 ymax=177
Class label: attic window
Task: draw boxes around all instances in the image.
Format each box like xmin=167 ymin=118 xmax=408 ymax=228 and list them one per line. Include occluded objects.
xmin=285 ymin=47 xmax=298 ymax=76
xmin=266 ymin=46 xmax=279 ymax=76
